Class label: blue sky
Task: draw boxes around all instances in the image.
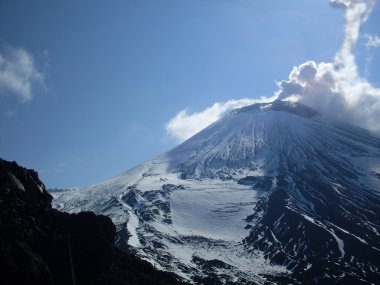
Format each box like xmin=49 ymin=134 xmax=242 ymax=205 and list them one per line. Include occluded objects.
xmin=0 ymin=0 xmax=379 ymax=188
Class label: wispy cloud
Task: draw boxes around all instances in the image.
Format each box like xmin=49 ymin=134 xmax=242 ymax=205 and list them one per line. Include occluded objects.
xmin=2 ymin=110 xmax=15 ymax=117
xmin=0 ymin=45 xmax=45 ymax=102
xmin=166 ymin=97 xmax=275 ymax=142
xmin=365 ymin=34 xmax=380 ymax=47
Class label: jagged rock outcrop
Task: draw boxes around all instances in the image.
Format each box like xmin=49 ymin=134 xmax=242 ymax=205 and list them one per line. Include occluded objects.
xmin=0 ymin=158 xmax=184 ymax=285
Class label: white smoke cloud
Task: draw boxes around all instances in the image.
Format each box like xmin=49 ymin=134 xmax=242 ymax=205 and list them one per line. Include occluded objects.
xmin=166 ymin=0 xmax=380 ymax=142
xmin=277 ymin=0 xmax=380 ymax=134
xmin=365 ymin=34 xmax=380 ymax=47
xmin=0 ymin=45 xmax=45 ymax=102
xmin=166 ymin=97 xmax=276 ymax=142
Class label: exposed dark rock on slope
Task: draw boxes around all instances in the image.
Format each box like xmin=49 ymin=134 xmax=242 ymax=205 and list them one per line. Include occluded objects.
xmin=0 ymin=158 xmax=184 ymax=285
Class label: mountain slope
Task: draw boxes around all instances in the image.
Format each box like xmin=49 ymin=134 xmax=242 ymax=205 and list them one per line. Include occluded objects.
xmin=53 ymin=100 xmax=380 ymax=284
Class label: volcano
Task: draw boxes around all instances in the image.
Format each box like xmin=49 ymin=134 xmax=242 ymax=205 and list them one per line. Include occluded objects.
xmin=53 ymin=100 xmax=380 ymax=284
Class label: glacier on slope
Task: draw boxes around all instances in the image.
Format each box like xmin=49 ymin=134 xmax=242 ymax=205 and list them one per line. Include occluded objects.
xmin=53 ymin=100 xmax=380 ymax=284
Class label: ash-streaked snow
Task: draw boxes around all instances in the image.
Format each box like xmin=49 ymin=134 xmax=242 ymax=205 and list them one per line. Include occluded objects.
xmin=169 ymin=183 xmax=260 ymax=241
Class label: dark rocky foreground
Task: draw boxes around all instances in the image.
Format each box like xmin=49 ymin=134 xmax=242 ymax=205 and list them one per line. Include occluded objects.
xmin=0 ymin=158 xmax=185 ymax=285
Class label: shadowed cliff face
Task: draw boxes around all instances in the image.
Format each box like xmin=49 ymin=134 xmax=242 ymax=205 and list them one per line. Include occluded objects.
xmin=0 ymin=158 xmax=184 ymax=285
